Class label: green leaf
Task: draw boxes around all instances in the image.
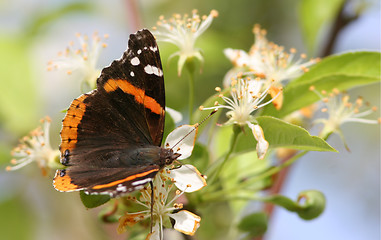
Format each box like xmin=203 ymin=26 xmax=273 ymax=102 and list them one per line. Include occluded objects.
xmin=80 ymin=190 xmax=110 ymax=208
xmin=292 ymin=52 xmax=380 ymax=84
xmin=263 ymin=190 xmax=326 ymax=220
xmin=263 ymin=52 xmax=381 ymax=118
xmin=237 ymin=212 xmax=268 ymax=237
xmin=235 ymin=116 xmax=336 ymax=153
xmin=299 ymin=0 xmax=344 ymax=53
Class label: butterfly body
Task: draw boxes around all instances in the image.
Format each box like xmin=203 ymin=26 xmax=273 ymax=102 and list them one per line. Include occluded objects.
xmin=53 ymin=29 xmax=180 ymax=197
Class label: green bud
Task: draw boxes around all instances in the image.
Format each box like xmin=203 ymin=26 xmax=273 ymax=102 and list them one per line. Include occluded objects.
xmin=179 ymin=53 xmax=204 ymax=76
xmin=296 ymin=190 xmax=326 ymax=220
xmin=237 ymin=212 xmax=268 ymax=237
xmin=262 ymin=190 xmax=326 ymax=220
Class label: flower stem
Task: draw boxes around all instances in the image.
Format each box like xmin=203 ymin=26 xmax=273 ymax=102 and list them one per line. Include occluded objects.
xmin=204 ymin=150 xmax=308 ymax=202
xmin=209 ymin=125 xmax=241 ymax=184
xmin=248 ymin=151 xmax=307 ymax=185
xmin=188 ymin=72 xmax=195 ymax=123
xmin=185 ymin=58 xmax=196 ymax=123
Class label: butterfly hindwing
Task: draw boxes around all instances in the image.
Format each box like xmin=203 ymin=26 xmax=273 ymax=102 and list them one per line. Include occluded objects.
xmin=53 ymin=29 xmax=166 ymax=196
xmin=54 ymin=165 xmax=160 ymax=197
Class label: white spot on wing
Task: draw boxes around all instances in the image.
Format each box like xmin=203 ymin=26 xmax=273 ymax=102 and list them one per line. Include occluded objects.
xmin=137 ymin=49 xmax=142 ymax=54
xmin=134 ymin=185 xmax=144 ymax=190
xmin=116 ymin=184 xmax=127 ymax=192
xmin=131 ymin=57 xmax=140 ymax=66
xmin=150 ymin=46 xmax=158 ymax=52
xmin=130 ymin=71 xmax=135 ymax=77
xmin=132 ymin=178 xmax=152 ymax=186
xmin=144 ymin=65 xmax=163 ymax=77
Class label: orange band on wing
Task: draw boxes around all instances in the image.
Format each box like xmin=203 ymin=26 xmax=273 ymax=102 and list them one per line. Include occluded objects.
xmin=61 ymin=94 xmax=88 ymax=153
xmin=92 ymin=168 xmax=158 ymax=190
xmin=53 ymin=170 xmax=81 ymax=192
xmin=104 ymin=79 xmax=163 ymax=115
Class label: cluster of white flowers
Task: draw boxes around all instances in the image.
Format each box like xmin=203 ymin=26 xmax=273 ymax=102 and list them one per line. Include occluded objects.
xmin=6 ymin=117 xmax=59 ymax=176
xmin=118 ymin=124 xmax=206 ymax=239
xmin=118 ymin=170 xmax=203 ymax=239
xmin=223 ymin=24 xmax=317 ymax=109
xmin=223 ymin=24 xmax=317 ymax=86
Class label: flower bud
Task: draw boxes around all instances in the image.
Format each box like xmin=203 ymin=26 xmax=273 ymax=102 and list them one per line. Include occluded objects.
xmin=296 ymin=190 xmax=326 ymax=220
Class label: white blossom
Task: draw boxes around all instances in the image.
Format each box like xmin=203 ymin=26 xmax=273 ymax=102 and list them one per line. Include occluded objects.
xmin=6 ymin=117 xmax=59 ymax=175
xmin=152 ymin=9 xmax=218 ymax=75
xmin=203 ymin=76 xmax=280 ymax=159
xmin=311 ymin=86 xmax=380 ymax=140
xmin=47 ymin=32 xmax=108 ymax=89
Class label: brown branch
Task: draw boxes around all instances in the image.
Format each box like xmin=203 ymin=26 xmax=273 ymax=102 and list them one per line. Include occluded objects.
xmin=321 ymin=0 xmax=359 ymax=57
xmin=101 ymin=200 xmax=119 ymax=223
xmin=253 ymin=151 xmax=295 ymax=240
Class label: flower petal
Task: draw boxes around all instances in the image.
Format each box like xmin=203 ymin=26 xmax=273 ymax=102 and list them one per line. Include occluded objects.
xmin=193 ymin=10 xmax=217 ymax=39
xmin=118 ymin=213 xmax=146 ymax=234
xmin=222 ymin=67 xmax=245 ymax=88
xmin=165 ymin=107 xmax=183 ymax=123
xmin=168 ymin=210 xmax=201 ymax=236
xmin=224 ymin=48 xmax=250 ymax=67
xmin=168 ymin=164 xmax=206 ymax=192
xmin=269 ymin=85 xmax=284 ymax=110
xmin=248 ymin=123 xmax=269 ymax=160
xmin=177 ymin=54 xmax=187 ymax=76
xmin=164 ymin=125 xmax=197 ymax=160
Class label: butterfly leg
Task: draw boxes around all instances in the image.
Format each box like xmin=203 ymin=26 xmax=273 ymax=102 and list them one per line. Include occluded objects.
xmin=150 ymin=180 xmax=154 ymax=233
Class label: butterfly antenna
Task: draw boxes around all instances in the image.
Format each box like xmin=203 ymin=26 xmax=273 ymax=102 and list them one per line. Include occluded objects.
xmin=170 ymin=109 xmax=218 ymax=151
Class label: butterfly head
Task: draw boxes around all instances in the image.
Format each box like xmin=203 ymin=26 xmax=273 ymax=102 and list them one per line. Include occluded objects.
xmin=159 ymin=148 xmax=181 ymax=167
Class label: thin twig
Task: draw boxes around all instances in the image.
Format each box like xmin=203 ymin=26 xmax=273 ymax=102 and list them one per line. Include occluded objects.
xmin=321 ymin=0 xmax=359 ymax=57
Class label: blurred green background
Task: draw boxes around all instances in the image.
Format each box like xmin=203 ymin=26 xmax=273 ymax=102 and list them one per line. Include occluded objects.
xmin=0 ymin=0 xmax=379 ymax=239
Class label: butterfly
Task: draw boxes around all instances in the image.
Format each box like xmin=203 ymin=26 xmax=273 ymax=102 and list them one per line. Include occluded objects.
xmin=53 ymin=29 xmax=181 ymax=197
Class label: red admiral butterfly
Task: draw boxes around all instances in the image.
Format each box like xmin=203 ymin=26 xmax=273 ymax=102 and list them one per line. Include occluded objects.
xmin=53 ymin=29 xmax=181 ymax=197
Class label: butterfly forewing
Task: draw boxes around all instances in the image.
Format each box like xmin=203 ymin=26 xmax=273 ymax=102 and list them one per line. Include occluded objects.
xmin=97 ymin=29 xmax=165 ymax=146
